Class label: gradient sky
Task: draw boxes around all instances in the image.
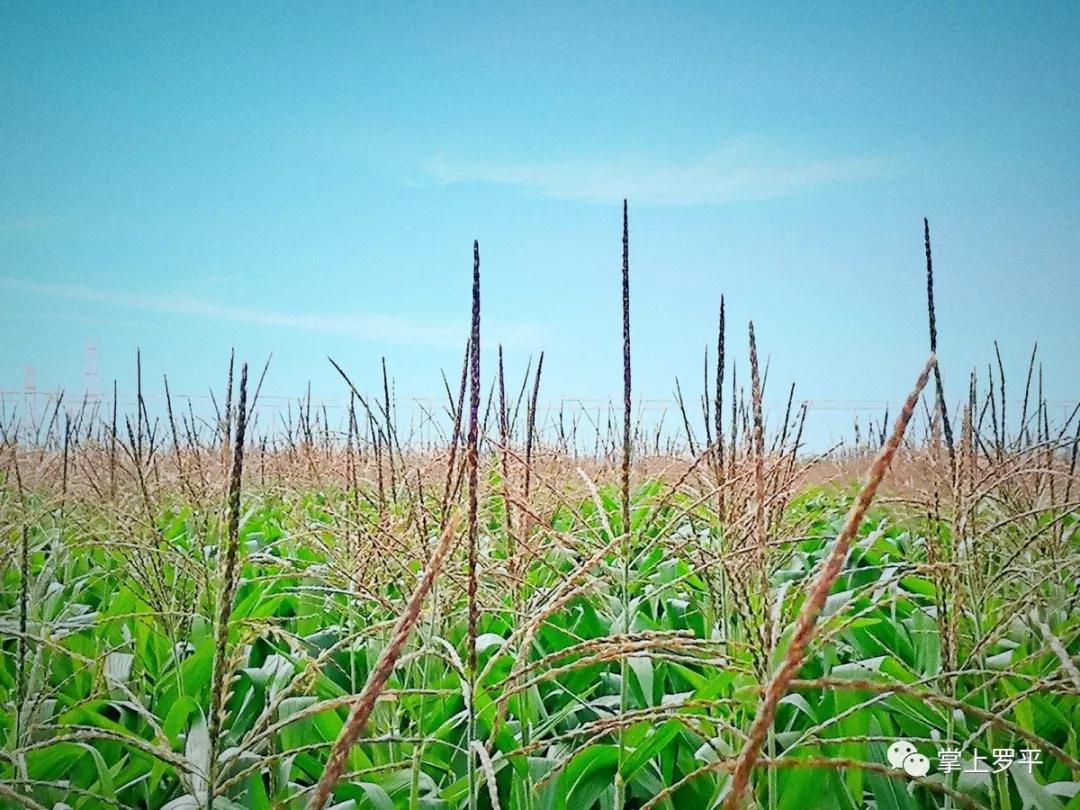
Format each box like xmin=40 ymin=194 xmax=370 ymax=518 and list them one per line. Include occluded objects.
xmin=2 ymin=2 xmax=1078 ymax=443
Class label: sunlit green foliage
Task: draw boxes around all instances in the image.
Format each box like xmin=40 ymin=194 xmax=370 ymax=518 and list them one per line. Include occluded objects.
xmin=2 ymin=468 xmax=1076 ymax=809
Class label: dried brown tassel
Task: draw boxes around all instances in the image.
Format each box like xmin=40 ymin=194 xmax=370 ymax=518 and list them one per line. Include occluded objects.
xmin=207 ymin=361 xmax=248 ymax=808
xmin=723 ymin=354 xmax=935 ymax=810
xmin=305 ymin=518 xmax=459 ymax=810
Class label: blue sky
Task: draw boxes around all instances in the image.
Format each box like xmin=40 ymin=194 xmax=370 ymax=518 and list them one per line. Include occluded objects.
xmin=1 ymin=2 xmax=1078 ymax=441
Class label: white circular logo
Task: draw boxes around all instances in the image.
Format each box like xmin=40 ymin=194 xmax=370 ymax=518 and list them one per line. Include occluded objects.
xmin=887 ymin=740 xmax=917 ymax=769
xmin=887 ymin=740 xmax=931 ymax=777
xmin=902 ymin=753 xmax=930 ymax=777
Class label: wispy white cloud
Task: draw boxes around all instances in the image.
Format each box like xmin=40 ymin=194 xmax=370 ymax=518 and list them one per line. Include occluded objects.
xmin=426 ymin=139 xmax=892 ymax=206
xmin=0 ymin=278 xmax=543 ymax=349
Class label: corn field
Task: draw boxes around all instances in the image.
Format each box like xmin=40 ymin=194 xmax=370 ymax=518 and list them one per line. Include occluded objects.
xmin=1 ymin=212 xmax=1078 ymax=809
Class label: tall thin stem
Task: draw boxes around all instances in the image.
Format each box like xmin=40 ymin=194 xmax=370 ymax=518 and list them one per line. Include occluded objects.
xmin=466 ymin=240 xmax=482 ymax=810
xmin=925 ymin=218 xmax=955 ymax=465
xmin=207 ymin=362 xmax=248 ymax=809
xmin=616 ymin=199 xmax=632 ymax=809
